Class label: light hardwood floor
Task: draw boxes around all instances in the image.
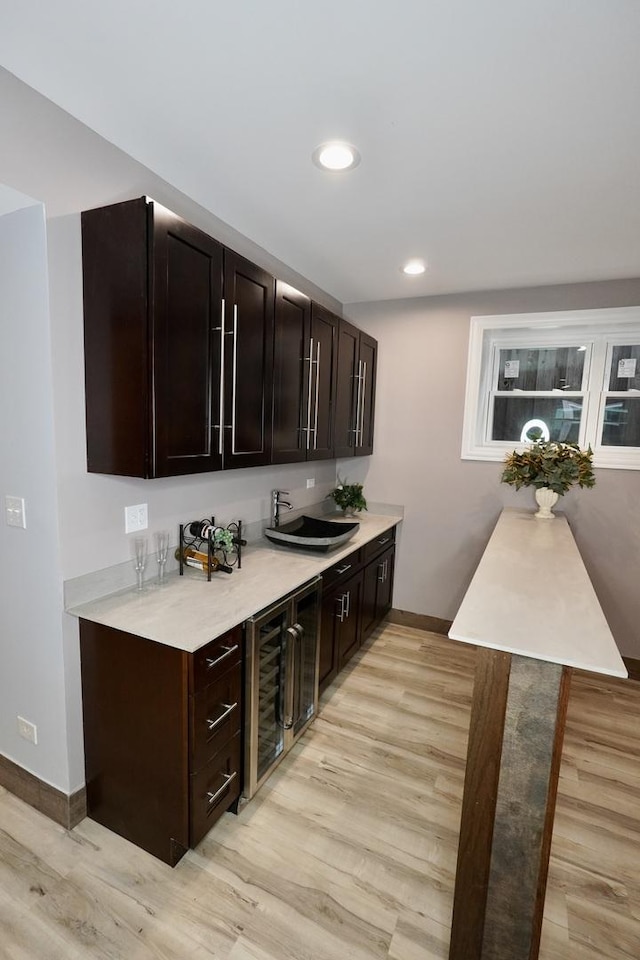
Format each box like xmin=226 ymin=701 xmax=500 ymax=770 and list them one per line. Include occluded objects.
xmin=1 ymin=624 xmax=639 ymax=959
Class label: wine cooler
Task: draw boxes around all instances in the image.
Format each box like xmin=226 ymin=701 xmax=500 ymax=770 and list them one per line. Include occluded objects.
xmin=244 ymin=577 xmax=321 ymax=799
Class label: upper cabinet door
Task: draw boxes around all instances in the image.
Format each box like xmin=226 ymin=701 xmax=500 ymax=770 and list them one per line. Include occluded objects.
xmin=333 ymin=320 xmax=377 ymax=459
xmin=334 ymin=319 xmax=360 ymax=458
xmin=356 ymin=332 xmax=377 ymax=457
xmin=308 ymin=304 xmax=338 ymax=461
xmin=222 ymin=251 xmax=275 ymax=469
xmin=272 ymin=282 xmax=311 ymax=463
xmin=152 ymin=203 xmax=224 ymax=477
xmin=82 ymin=198 xmax=150 ymax=477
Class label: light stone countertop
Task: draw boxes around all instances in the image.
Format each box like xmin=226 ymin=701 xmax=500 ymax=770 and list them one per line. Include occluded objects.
xmin=449 ymin=508 xmax=627 ymax=678
xmin=67 ymin=512 xmax=402 ymax=653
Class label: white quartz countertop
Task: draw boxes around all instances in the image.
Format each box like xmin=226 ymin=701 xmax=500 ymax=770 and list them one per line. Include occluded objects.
xmin=449 ymin=508 xmax=627 ymax=678
xmin=67 ymin=513 xmax=401 ymax=653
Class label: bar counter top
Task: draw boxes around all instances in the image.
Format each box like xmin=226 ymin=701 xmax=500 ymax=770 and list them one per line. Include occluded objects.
xmin=449 ymin=508 xmax=626 ymax=678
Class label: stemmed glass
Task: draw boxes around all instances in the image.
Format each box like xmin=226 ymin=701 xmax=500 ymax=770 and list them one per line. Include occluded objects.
xmin=133 ymin=537 xmax=147 ymax=591
xmin=156 ymin=531 xmax=170 ymax=585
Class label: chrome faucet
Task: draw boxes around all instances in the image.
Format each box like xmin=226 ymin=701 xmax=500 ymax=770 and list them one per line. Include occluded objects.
xmin=271 ymin=489 xmax=293 ymax=527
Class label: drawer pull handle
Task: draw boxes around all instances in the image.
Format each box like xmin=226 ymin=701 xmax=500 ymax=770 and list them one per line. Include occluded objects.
xmin=377 ymin=537 xmax=390 ymax=546
xmin=206 ymin=770 xmax=237 ymax=806
xmin=205 ymin=643 xmax=239 ymax=671
xmin=206 ymin=701 xmax=238 ymax=732
xmin=335 ymin=564 xmax=352 ymax=575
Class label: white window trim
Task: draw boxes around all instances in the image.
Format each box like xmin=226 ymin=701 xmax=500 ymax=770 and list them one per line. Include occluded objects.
xmin=461 ymin=306 xmax=640 ymax=470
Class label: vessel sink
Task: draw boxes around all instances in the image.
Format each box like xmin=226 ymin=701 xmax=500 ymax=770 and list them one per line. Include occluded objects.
xmin=265 ymin=515 xmax=359 ymax=551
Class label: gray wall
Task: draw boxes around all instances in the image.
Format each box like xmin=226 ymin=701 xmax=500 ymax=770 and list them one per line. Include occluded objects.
xmin=343 ymin=278 xmax=640 ymax=657
xmin=0 ymin=204 xmax=71 ymax=786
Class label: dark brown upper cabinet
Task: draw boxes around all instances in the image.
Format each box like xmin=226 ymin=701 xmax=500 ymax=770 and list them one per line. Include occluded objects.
xmin=222 ymin=251 xmax=274 ymax=470
xmin=82 ymin=198 xmax=223 ymax=477
xmin=271 ymin=285 xmax=338 ymax=463
xmin=82 ymin=198 xmax=274 ymax=477
xmin=334 ymin=319 xmax=377 ymax=458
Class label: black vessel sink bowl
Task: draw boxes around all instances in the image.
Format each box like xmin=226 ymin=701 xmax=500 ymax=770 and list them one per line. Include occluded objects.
xmin=265 ymin=515 xmax=359 ymax=551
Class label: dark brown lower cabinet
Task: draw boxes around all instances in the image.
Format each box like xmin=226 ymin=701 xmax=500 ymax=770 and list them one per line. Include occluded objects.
xmin=320 ymin=569 xmax=363 ymax=691
xmin=319 ymin=527 xmax=396 ymax=695
xmin=361 ymin=543 xmax=395 ymax=641
xmin=79 ymin=620 xmax=242 ymax=866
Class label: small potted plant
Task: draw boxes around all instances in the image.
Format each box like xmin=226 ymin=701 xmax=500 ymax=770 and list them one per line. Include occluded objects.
xmin=501 ymin=440 xmax=595 ymax=519
xmin=329 ymin=479 xmax=368 ymax=516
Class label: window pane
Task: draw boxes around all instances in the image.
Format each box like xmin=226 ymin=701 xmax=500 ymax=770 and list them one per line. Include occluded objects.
xmin=601 ymin=398 xmax=640 ymax=447
xmin=608 ymin=345 xmax=640 ymax=391
xmin=492 ymin=397 xmax=582 ymax=443
xmin=497 ymin=347 xmax=585 ymax=392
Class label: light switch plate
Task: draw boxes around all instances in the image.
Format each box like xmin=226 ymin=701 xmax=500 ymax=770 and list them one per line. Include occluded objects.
xmin=306 ymin=478 xmax=315 ymax=488
xmin=5 ymin=496 xmax=26 ymax=528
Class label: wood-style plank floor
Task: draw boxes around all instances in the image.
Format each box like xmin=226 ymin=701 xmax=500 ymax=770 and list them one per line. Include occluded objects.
xmin=1 ymin=624 xmax=639 ymax=959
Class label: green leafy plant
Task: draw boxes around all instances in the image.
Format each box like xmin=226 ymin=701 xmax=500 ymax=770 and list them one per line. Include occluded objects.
xmin=501 ymin=441 xmax=596 ymax=496
xmin=329 ymin=480 xmax=368 ymax=512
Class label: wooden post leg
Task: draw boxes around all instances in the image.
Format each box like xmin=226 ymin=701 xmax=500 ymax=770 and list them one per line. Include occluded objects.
xmin=449 ymin=649 xmax=571 ymax=960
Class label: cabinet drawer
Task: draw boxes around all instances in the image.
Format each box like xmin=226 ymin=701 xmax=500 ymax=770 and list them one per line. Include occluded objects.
xmin=362 ymin=526 xmax=396 ymax=563
xmin=190 ymin=732 xmax=241 ymax=847
xmin=192 ymin=626 xmax=242 ymax=693
xmin=190 ymin=663 xmax=241 ymax=773
xmin=322 ymin=547 xmax=362 ymax=590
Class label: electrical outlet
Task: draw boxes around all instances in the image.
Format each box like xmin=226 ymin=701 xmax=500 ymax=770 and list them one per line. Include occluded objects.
xmin=306 ymin=478 xmax=315 ymax=489
xmin=17 ymin=716 xmax=37 ymax=744
xmin=125 ymin=503 xmax=148 ymax=534
xmin=5 ymin=495 xmax=26 ymax=528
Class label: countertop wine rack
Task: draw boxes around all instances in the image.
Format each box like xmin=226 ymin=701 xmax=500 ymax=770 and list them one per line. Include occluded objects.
xmin=178 ymin=517 xmax=244 ymax=581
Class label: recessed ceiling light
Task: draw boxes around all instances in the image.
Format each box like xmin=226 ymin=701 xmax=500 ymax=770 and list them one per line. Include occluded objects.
xmin=402 ymin=259 xmax=427 ymax=276
xmin=312 ymin=141 xmax=361 ymax=171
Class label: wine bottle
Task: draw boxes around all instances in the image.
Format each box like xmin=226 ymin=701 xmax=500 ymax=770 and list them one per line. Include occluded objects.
xmin=174 ymin=547 xmax=233 ymax=575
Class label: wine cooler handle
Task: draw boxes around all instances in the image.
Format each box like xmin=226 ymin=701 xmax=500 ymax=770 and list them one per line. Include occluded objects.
xmin=283 ymin=626 xmax=298 ymax=729
xmin=291 ymin=622 xmax=304 ymax=726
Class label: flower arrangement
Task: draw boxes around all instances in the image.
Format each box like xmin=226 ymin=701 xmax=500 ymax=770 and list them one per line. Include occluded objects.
xmin=501 ymin=441 xmax=596 ymax=495
xmin=329 ymin=480 xmax=368 ymax=513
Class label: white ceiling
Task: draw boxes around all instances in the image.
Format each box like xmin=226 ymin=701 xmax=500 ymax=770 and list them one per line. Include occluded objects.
xmin=0 ymin=0 xmax=639 ymax=304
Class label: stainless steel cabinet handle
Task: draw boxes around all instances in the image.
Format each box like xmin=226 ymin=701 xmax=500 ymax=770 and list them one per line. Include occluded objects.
xmin=335 ymin=563 xmax=352 ymax=575
xmin=206 ymin=701 xmax=238 ymax=732
xmin=377 ymin=562 xmax=385 ymax=583
xmin=207 ymin=770 xmax=237 ymax=806
xmin=230 ymin=304 xmax=239 ymax=454
xmin=205 ymin=643 xmax=239 ymax=671
xmin=354 ymin=360 xmax=363 ymax=446
xmin=345 ymin=590 xmax=351 ymax=618
xmin=217 ymin=298 xmax=226 ymax=455
xmin=377 ymin=537 xmax=390 ymax=546
xmin=305 ymin=337 xmax=314 ymax=450
xmin=336 ymin=594 xmax=346 ymax=622
xmin=359 ymin=360 xmax=367 ymax=447
xmin=313 ymin=340 xmax=320 ymax=449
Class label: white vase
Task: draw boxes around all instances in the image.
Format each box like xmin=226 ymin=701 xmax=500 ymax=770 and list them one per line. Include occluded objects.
xmin=534 ymin=487 xmax=559 ymax=519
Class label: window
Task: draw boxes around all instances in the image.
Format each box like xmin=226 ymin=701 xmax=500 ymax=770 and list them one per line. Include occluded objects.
xmin=461 ymin=306 xmax=640 ymax=469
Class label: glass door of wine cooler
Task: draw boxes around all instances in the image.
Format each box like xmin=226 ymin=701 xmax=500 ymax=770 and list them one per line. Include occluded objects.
xmin=256 ymin=609 xmax=287 ymax=783
xmin=244 ymin=577 xmax=321 ymax=799
xmin=292 ymin=588 xmax=320 ymax=737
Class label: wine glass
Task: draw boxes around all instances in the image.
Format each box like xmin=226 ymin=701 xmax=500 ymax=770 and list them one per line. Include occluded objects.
xmin=156 ymin=531 xmax=170 ymax=584
xmin=133 ymin=537 xmax=147 ymax=591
